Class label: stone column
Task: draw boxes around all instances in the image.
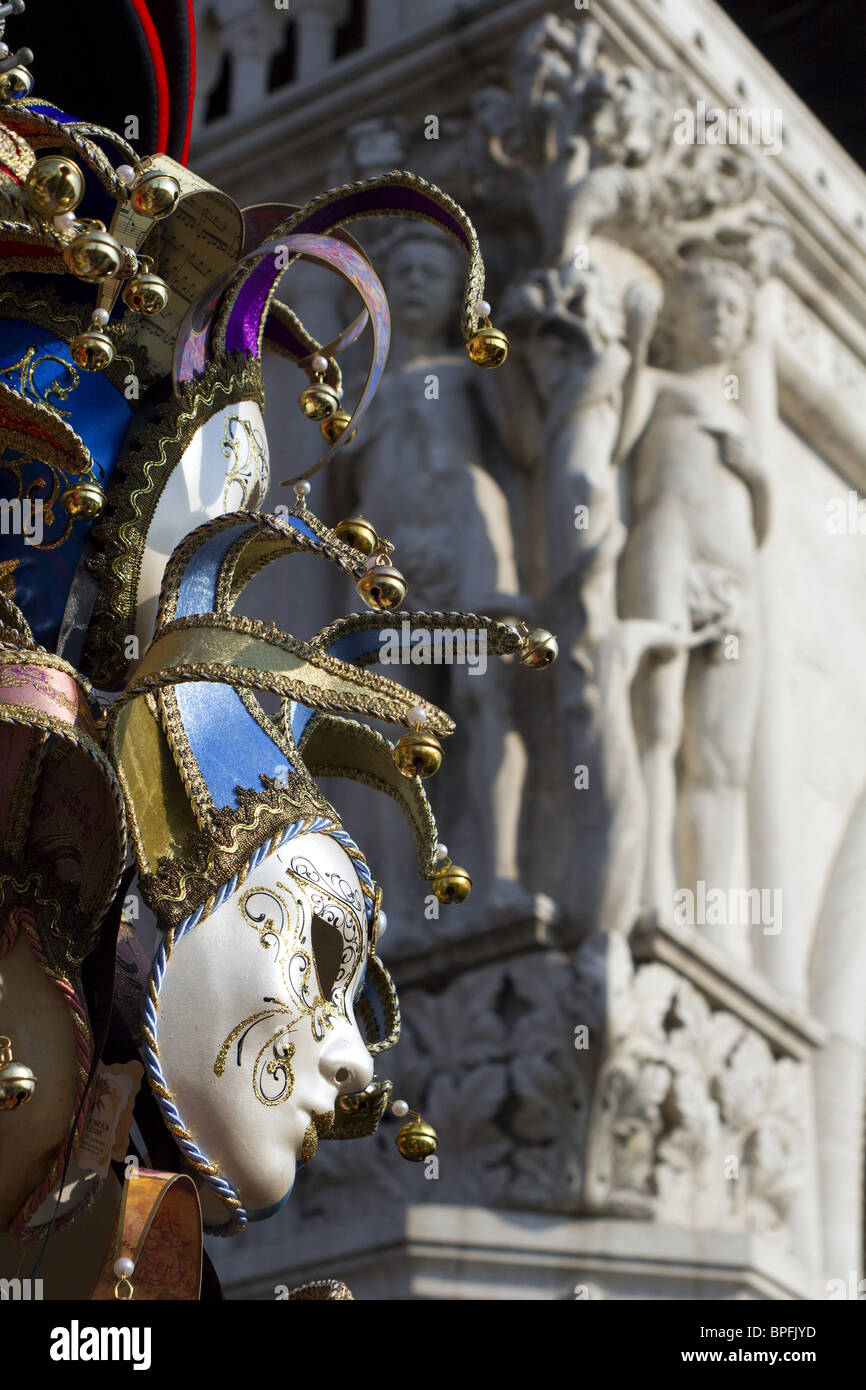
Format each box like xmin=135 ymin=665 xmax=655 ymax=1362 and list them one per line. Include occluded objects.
xmin=294 ymin=0 xmax=349 ymax=86
xmin=741 ymin=279 xmax=804 ymax=1002
xmin=231 ymin=0 xmax=288 ymax=115
xmin=190 ymin=4 xmax=227 ymax=131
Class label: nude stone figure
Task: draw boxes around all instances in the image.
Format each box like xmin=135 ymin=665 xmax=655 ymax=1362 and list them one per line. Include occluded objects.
xmin=619 ymin=258 xmax=769 ymax=957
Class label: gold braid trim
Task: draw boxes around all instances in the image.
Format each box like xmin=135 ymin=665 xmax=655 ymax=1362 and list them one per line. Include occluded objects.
xmin=141 ymin=931 xmax=246 ymax=1235
xmin=312 ymin=608 xmax=524 ymax=660
xmin=81 ymin=352 xmax=264 ymax=688
xmin=138 ymin=782 xmax=338 ymax=931
xmin=154 ymin=507 xmax=367 ymax=629
xmin=0 ymin=866 xmax=66 ymax=937
xmin=0 ymin=589 xmax=32 ymax=644
xmin=107 ymin=610 xmax=454 ymax=733
xmin=286 ymin=1280 xmax=354 ymax=1300
xmin=214 ymin=169 xmax=487 ymax=357
xmin=358 ymin=953 xmax=401 ymax=1057
xmin=0 ymin=378 xmax=95 ymax=478
xmin=0 ymin=123 xmax=34 ymax=183
xmin=3 ymin=102 xmax=137 ymax=201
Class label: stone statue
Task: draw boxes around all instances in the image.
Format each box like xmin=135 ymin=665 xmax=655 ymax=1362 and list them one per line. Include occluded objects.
xmin=496 ymin=262 xmax=674 ymax=935
xmin=341 ymin=226 xmax=532 ymax=919
xmin=619 ymin=257 xmax=769 ymax=956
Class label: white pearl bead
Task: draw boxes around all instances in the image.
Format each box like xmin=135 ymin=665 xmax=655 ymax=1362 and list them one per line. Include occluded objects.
xmin=92 ymin=308 xmax=110 ymax=328
xmin=0 ymin=44 xmax=9 ymax=59
xmin=116 ymin=164 xmax=136 ymax=187
xmin=475 ymin=299 xmax=491 ymax=318
xmin=113 ymin=1257 xmax=135 ymax=1279
xmin=436 ymin=843 xmax=448 ymax=861
xmin=311 ymin=354 xmax=328 ymax=372
xmin=377 ymin=909 xmax=388 ymax=937
xmin=293 ymin=480 xmax=311 ymax=498
xmin=407 ymin=705 xmax=427 ymax=729
xmin=391 ymin=1099 xmax=409 ymax=1118
xmin=53 ymin=211 xmax=77 ymax=232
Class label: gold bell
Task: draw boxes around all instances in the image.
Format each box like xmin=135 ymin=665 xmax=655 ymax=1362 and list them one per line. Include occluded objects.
xmin=62 ymin=224 xmax=123 ymax=282
xmin=70 ymin=328 xmax=115 ymax=372
xmin=299 ymin=378 xmax=340 ymax=421
xmin=396 ymin=1117 xmax=438 ymax=1162
xmin=431 ymin=862 xmax=472 ymax=905
xmin=61 ymin=478 xmax=107 ymax=520
xmin=25 ymin=155 xmax=84 ymax=217
xmin=519 ymin=626 xmax=559 ymax=669
xmin=465 ymin=324 xmax=509 ymax=369
xmin=356 ymin=560 xmax=408 ymax=611
xmin=334 ymin=515 xmax=378 ymax=555
xmin=320 ymin=408 xmax=356 ymax=445
xmin=122 ymin=260 xmax=170 ymax=315
xmin=0 ymin=1037 xmax=37 ymax=1111
xmin=129 ymin=169 xmax=181 ymax=220
xmin=394 ymin=730 xmax=443 ymax=779
xmin=0 ymin=66 xmax=33 ymax=102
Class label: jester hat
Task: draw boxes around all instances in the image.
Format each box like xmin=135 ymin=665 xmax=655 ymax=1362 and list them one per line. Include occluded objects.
xmin=103 ymin=499 xmax=549 ymax=1228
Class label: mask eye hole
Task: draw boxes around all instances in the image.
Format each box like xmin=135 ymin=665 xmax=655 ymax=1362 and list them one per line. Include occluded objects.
xmin=311 ymin=914 xmax=345 ymax=1000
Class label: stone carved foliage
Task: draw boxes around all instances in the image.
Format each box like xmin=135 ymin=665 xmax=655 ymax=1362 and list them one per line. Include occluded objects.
xmin=295 ymin=965 xmax=511 ymax=1217
xmin=464 ymin=13 xmax=786 ymax=280
xmin=294 ymin=940 xmax=802 ymax=1244
xmin=588 ymin=965 xmax=803 ymax=1237
xmin=505 ymin=937 xmax=611 ymax=1210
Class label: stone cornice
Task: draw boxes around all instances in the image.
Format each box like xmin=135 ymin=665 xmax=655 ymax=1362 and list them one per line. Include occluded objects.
xmin=191 ymin=0 xmax=866 ymax=330
xmin=216 ymin=1205 xmax=816 ymax=1299
xmin=631 ymin=912 xmax=828 ymax=1062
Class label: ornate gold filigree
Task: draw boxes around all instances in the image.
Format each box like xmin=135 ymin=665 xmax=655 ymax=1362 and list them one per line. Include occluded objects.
xmin=211 ymin=867 xmax=365 ymax=1107
xmin=0 ymin=556 xmax=18 ymax=596
xmin=0 ymin=279 xmax=154 ymax=394
xmin=0 ymin=346 xmax=80 ymax=417
xmin=220 ymin=412 xmax=269 ymax=511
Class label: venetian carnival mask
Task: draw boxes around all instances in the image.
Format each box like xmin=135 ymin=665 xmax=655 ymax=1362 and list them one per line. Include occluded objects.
xmin=155 ymin=831 xmax=375 ymax=1217
xmin=0 ymin=2 xmax=557 ymax=1269
xmin=105 ymin=503 xmax=544 ymax=1231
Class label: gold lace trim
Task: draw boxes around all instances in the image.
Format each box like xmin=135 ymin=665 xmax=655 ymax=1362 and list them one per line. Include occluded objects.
xmin=138 ymin=781 xmax=337 ymax=931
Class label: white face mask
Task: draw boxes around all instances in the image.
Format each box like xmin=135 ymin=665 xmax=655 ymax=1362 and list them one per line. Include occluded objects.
xmin=155 ymin=831 xmax=374 ymax=1218
xmin=134 ymin=400 xmax=270 ymax=651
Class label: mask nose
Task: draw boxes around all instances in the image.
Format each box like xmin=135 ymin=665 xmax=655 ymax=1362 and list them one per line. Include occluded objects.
xmin=319 ymin=1019 xmax=374 ymax=1096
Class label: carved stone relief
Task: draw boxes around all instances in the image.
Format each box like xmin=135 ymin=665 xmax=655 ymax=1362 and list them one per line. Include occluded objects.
xmin=292 ymin=935 xmax=803 ymax=1244
xmin=295 ymin=9 xmax=811 ymax=1261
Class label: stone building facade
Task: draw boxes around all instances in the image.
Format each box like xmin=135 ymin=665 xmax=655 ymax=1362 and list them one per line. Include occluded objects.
xmin=191 ymin=0 xmax=866 ymax=1300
